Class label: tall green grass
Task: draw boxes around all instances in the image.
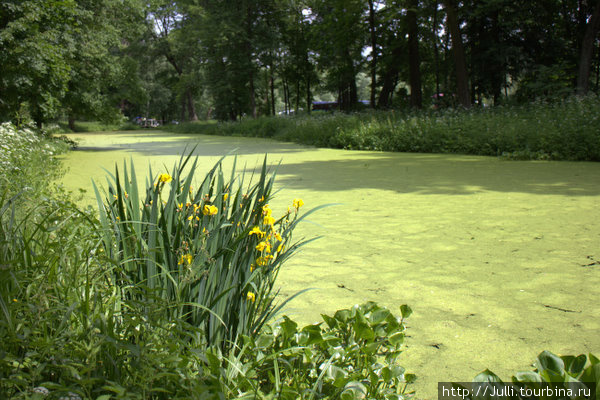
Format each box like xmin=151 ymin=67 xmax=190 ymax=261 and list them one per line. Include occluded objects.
xmin=93 ymin=152 xmax=319 ymax=352
xmin=166 ymin=96 xmax=600 ymax=161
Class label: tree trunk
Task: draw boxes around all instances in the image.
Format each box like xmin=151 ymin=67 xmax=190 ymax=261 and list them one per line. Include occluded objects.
xmin=249 ymin=68 xmax=257 ymax=118
xmin=295 ymin=80 xmax=300 ymax=113
xmin=269 ymin=60 xmax=276 ymax=116
xmin=265 ymin=70 xmax=270 ymax=116
xmin=490 ymin=11 xmax=503 ymax=105
xmin=306 ymin=73 xmax=312 ymax=114
xmin=68 ymin=115 xmax=76 ymax=131
xmin=596 ymin=41 xmax=600 ymax=91
xmin=368 ymin=0 xmax=377 ymax=108
xmin=283 ymin=76 xmax=289 ymax=114
xmin=433 ymin=0 xmax=441 ymax=98
xmin=339 ymin=50 xmax=358 ymax=111
xmin=377 ymin=44 xmax=402 ymax=108
xmin=407 ymin=0 xmax=422 ymax=108
xmin=443 ymin=26 xmax=451 ymax=91
xmin=245 ymin=3 xmax=257 ymax=118
xmin=187 ymin=92 xmax=198 ymax=122
xmin=300 ymin=21 xmax=312 ymax=114
xmin=443 ymin=0 xmax=470 ymax=108
xmin=577 ymin=0 xmax=600 ymax=95
xmin=186 ymin=90 xmax=198 ymax=121
xmin=180 ymin=95 xmax=186 ymax=122
xmin=339 ymin=78 xmax=358 ymax=111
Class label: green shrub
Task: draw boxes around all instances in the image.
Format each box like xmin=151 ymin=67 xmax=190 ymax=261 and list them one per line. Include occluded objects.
xmin=465 ymin=351 xmax=600 ymax=400
xmin=0 ymin=189 xmax=108 ymax=397
xmin=0 ymin=122 xmax=70 ymax=200
xmin=208 ymin=302 xmax=416 ymax=399
xmin=165 ymin=96 xmax=600 ymax=161
xmin=54 ymin=120 xmax=141 ymax=133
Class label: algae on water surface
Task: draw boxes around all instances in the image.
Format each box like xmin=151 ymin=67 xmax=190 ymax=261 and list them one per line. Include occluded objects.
xmin=60 ymin=131 xmax=600 ymax=399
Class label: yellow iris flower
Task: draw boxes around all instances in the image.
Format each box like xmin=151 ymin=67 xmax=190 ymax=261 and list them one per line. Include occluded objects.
xmin=203 ymin=204 xmax=218 ymax=216
xmin=249 ymin=226 xmax=265 ymax=238
xmin=293 ymin=198 xmax=304 ymax=209
xmin=256 ymin=255 xmax=273 ymax=266
xmin=178 ymin=254 xmax=192 ymax=265
xmin=255 ymin=241 xmax=271 ymax=252
xmin=158 ymin=173 xmax=172 ymax=183
xmin=262 ymin=204 xmax=272 ymax=216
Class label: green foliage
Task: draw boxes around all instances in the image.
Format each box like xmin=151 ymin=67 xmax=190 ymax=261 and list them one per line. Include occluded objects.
xmin=0 ymin=0 xmax=144 ymax=126
xmin=61 ymin=0 xmax=144 ymax=126
xmin=166 ymin=96 xmax=600 ymax=161
xmin=515 ymin=63 xmax=576 ymax=101
xmin=192 ymin=302 xmax=416 ymax=399
xmin=310 ymin=0 xmax=365 ymax=111
xmin=468 ymin=351 xmax=600 ymax=400
xmin=54 ymin=120 xmax=140 ymax=133
xmin=93 ymin=152 xmax=315 ymax=352
xmin=0 ymin=0 xmax=78 ymax=124
xmin=0 ymin=188 xmax=215 ymax=398
xmin=0 ymin=122 xmax=70 ymax=200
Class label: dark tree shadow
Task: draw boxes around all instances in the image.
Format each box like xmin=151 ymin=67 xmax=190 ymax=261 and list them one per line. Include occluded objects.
xmin=263 ymin=154 xmax=600 ymax=197
xmin=70 ymin=131 xmax=600 ymax=197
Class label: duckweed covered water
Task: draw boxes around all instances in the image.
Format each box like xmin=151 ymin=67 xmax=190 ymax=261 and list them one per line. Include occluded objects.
xmin=60 ymin=131 xmax=600 ymax=399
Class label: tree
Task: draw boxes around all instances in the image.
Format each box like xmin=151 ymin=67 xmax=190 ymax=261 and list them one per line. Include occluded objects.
xmin=311 ymin=0 xmax=365 ymax=111
xmin=443 ymin=0 xmax=470 ymax=107
xmin=375 ymin=2 xmax=406 ymax=109
xmin=0 ymin=1 xmax=77 ymax=126
xmin=367 ymin=0 xmax=379 ymax=107
xmin=193 ymin=0 xmax=278 ymax=120
xmin=407 ymin=0 xmax=423 ymax=108
xmin=578 ymin=0 xmax=600 ymax=94
xmin=147 ymin=1 xmax=200 ymax=121
xmin=63 ymin=0 xmax=145 ymax=130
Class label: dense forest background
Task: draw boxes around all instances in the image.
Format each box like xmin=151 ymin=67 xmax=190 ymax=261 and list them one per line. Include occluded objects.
xmin=2 ymin=0 xmax=600 ymax=128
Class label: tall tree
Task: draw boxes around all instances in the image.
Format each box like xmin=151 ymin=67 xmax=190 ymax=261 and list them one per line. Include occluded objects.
xmin=375 ymin=2 xmax=406 ymax=108
xmin=279 ymin=1 xmax=316 ymax=114
xmin=367 ymin=0 xmax=379 ymax=107
xmin=443 ymin=0 xmax=470 ymax=107
xmin=0 ymin=1 xmax=78 ymax=126
xmin=63 ymin=0 xmax=145 ymax=130
xmin=407 ymin=0 xmax=423 ymax=108
xmin=578 ymin=0 xmax=600 ymax=94
xmin=148 ymin=1 xmax=200 ymax=121
xmin=311 ymin=0 xmax=365 ymax=111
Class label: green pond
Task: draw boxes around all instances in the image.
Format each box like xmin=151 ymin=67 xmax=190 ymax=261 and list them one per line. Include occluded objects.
xmin=60 ymin=131 xmax=600 ymax=399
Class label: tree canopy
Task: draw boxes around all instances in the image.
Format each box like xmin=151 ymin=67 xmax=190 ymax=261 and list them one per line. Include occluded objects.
xmin=2 ymin=0 xmax=600 ymax=125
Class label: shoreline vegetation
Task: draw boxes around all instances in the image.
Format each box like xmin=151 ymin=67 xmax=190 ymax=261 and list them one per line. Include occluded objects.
xmin=163 ymin=96 xmax=600 ymax=162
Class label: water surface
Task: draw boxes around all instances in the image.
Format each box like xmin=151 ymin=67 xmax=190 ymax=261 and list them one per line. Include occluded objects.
xmin=61 ymin=131 xmax=600 ymax=399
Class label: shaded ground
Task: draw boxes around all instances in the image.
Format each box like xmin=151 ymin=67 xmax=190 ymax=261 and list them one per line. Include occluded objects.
xmin=61 ymin=131 xmax=600 ymax=399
